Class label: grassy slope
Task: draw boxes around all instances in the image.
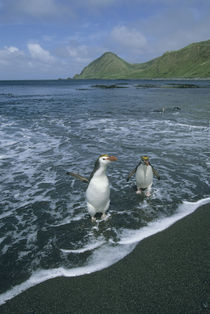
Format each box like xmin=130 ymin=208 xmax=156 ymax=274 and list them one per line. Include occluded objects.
xmin=74 ymin=52 xmax=132 ymax=79
xmin=74 ymin=40 xmax=210 ymax=79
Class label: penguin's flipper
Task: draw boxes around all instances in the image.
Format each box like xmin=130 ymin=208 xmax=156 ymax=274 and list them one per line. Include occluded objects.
xmin=126 ymin=167 xmax=137 ymax=182
xmin=66 ymin=172 xmax=89 ymax=183
xmin=151 ymin=166 xmax=160 ymax=180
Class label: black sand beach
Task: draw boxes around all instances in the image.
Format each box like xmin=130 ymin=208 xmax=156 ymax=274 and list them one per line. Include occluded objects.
xmin=1 ymin=203 xmax=210 ymax=314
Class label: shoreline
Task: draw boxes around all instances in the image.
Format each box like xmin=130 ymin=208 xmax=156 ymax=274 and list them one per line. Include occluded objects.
xmin=1 ymin=202 xmax=210 ymax=313
xmin=0 ymin=78 xmax=210 ymax=82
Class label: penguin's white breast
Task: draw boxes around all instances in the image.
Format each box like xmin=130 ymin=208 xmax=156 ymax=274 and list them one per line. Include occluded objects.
xmin=86 ymin=175 xmax=110 ymax=208
xmin=136 ymin=164 xmax=153 ymax=188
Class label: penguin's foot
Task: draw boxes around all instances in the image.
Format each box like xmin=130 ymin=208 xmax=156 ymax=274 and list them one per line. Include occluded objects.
xmin=136 ymin=189 xmax=142 ymax=195
xmin=145 ymin=190 xmax=151 ymax=197
xmin=91 ymin=216 xmax=96 ymax=222
xmin=101 ymin=213 xmax=107 ymax=220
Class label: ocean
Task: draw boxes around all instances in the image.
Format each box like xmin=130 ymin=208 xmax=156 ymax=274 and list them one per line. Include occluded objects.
xmin=0 ymin=79 xmax=209 ymax=304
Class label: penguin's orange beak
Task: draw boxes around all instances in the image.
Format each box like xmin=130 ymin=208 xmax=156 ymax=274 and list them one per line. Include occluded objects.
xmin=108 ymin=156 xmax=118 ymax=161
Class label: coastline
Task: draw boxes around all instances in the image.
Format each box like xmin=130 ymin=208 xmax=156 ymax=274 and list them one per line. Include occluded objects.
xmin=1 ymin=203 xmax=210 ymax=314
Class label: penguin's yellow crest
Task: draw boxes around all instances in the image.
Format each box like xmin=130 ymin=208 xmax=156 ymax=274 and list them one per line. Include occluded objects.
xmin=141 ymin=155 xmax=149 ymax=160
xmin=99 ymin=154 xmax=109 ymax=158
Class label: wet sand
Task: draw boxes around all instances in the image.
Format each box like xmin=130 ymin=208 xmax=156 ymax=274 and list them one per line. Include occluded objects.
xmin=1 ymin=203 xmax=210 ymax=314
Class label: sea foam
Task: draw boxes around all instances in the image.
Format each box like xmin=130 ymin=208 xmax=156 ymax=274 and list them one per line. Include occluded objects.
xmin=0 ymin=197 xmax=209 ymax=306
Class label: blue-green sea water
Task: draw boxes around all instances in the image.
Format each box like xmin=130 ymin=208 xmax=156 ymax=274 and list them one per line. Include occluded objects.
xmin=0 ymin=79 xmax=209 ymax=304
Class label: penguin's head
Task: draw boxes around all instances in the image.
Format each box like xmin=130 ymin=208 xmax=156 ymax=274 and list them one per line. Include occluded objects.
xmin=99 ymin=154 xmax=118 ymax=165
xmin=141 ymin=155 xmax=150 ymax=165
xmin=89 ymin=154 xmax=118 ymax=181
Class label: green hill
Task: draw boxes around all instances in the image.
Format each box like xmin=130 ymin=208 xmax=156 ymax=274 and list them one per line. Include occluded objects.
xmin=73 ymin=52 xmax=133 ymax=79
xmin=73 ymin=40 xmax=210 ymax=79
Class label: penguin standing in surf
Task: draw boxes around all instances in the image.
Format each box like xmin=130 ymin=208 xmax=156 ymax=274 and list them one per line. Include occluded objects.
xmin=127 ymin=156 xmax=160 ymax=196
xmin=67 ymin=154 xmax=117 ymax=221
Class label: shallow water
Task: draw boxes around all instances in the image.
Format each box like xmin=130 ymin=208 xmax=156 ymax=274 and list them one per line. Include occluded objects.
xmin=0 ymin=79 xmax=209 ymax=304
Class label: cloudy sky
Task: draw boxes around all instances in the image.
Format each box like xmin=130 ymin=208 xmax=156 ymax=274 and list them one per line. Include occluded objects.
xmin=0 ymin=0 xmax=210 ymax=79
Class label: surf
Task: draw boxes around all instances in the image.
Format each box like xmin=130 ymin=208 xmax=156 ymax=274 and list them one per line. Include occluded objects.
xmin=0 ymin=197 xmax=209 ymax=305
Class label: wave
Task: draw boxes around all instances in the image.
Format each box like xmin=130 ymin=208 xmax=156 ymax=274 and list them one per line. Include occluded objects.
xmin=60 ymin=240 xmax=105 ymax=254
xmin=119 ymin=197 xmax=210 ymax=245
xmin=0 ymin=197 xmax=209 ymax=306
xmin=163 ymin=120 xmax=209 ymax=131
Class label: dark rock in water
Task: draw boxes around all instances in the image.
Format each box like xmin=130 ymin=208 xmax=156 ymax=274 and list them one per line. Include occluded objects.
xmin=172 ymin=106 xmax=181 ymax=111
xmin=153 ymin=108 xmax=165 ymax=113
xmin=76 ymin=88 xmax=91 ymax=90
xmin=152 ymin=106 xmax=166 ymax=113
xmin=136 ymin=83 xmax=200 ymax=89
xmin=152 ymin=106 xmax=181 ymax=113
xmin=166 ymin=83 xmax=199 ymax=88
xmin=136 ymin=84 xmax=159 ymax=88
xmin=92 ymin=84 xmax=127 ymax=89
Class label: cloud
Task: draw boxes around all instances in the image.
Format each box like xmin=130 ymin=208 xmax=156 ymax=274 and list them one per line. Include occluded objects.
xmin=55 ymin=42 xmax=100 ymax=67
xmin=0 ymin=46 xmax=25 ymax=66
xmin=77 ymin=0 xmax=116 ymax=7
xmin=0 ymin=40 xmax=92 ymax=79
xmin=16 ymin=0 xmax=59 ymax=17
xmin=6 ymin=46 xmax=20 ymax=53
xmin=27 ymin=43 xmax=55 ymax=63
xmin=0 ymin=0 xmax=74 ymax=22
xmin=109 ymin=26 xmax=147 ymax=53
xmin=0 ymin=0 xmax=118 ymax=23
xmin=139 ymin=5 xmax=210 ymax=59
xmin=66 ymin=46 xmax=88 ymax=58
xmin=0 ymin=43 xmax=70 ymax=79
xmin=1 ymin=0 xmax=210 ymax=78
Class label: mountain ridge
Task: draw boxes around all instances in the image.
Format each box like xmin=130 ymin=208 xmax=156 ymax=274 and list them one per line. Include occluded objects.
xmin=73 ymin=39 xmax=210 ymax=79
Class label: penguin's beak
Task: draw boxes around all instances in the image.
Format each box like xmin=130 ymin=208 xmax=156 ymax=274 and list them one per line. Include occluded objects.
xmin=107 ymin=156 xmax=118 ymax=161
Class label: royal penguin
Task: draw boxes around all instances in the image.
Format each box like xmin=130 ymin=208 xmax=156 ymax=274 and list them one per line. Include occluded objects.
xmin=127 ymin=156 xmax=160 ymax=196
xmin=67 ymin=154 xmax=117 ymax=221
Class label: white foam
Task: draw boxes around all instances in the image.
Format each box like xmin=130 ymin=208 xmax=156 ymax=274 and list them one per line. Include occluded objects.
xmin=0 ymin=243 xmax=134 ymax=305
xmin=0 ymin=237 xmax=6 ymax=245
xmin=60 ymin=240 xmax=105 ymax=254
xmin=175 ymin=122 xmax=209 ymax=131
xmin=0 ymin=212 xmax=11 ymax=220
xmin=119 ymin=197 xmax=210 ymax=245
xmin=0 ymin=197 xmax=209 ymax=306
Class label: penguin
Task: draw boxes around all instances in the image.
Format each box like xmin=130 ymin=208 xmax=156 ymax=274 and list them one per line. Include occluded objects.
xmin=67 ymin=154 xmax=117 ymax=221
xmin=127 ymin=156 xmax=160 ymax=196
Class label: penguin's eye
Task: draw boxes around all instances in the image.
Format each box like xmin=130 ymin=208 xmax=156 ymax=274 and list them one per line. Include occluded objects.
xmin=103 ymin=158 xmax=106 ymax=160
